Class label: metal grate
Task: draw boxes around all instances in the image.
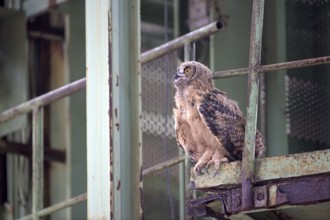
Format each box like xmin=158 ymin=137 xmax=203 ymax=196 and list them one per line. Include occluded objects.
xmin=285 ymin=0 xmax=330 ymax=146
xmin=285 ymin=76 xmax=330 ymax=145
xmin=142 ymin=52 xmax=181 ymax=219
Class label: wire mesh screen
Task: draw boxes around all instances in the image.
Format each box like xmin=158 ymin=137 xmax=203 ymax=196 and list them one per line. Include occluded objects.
xmin=142 ymin=51 xmax=181 ymax=220
xmin=285 ymin=0 xmax=330 ymax=149
xmin=285 ymin=76 xmax=330 ymax=145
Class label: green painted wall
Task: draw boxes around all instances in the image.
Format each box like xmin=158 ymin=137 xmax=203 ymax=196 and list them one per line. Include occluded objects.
xmin=211 ymin=0 xmax=252 ymax=115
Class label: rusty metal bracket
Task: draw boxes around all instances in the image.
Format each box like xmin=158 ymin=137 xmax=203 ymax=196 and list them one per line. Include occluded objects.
xmin=187 ymin=174 xmax=330 ymax=218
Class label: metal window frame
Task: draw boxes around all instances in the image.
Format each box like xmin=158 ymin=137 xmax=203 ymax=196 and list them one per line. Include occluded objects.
xmin=1 ymin=0 xmax=330 ymax=218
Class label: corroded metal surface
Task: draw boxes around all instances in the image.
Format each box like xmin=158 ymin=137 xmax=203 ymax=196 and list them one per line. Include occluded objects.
xmin=192 ymin=149 xmax=330 ymax=189
xmin=110 ymin=0 xmax=143 ymax=219
xmin=242 ymin=0 xmax=265 ymax=211
xmin=188 ymin=174 xmax=330 ymax=218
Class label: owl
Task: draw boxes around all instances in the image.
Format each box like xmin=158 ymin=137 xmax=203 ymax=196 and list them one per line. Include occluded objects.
xmin=173 ymin=61 xmax=265 ymax=176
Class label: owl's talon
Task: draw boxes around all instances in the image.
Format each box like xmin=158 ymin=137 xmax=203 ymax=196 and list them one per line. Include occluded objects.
xmin=194 ymin=165 xmax=204 ymax=176
xmin=213 ymin=170 xmax=219 ymax=178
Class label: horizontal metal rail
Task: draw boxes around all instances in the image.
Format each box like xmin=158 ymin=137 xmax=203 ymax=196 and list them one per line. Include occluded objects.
xmin=213 ymin=55 xmax=330 ymax=78
xmin=0 ymin=21 xmax=223 ymax=124
xmin=18 ymin=154 xmax=184 ymax=219
xmin=2 ymin=55 xmax=328 ymax=124
xmin=18 ymin=193 xmax=87 ymax=220
xmin=142 ymin=21 xmax=223 ymax=63
xmin=143 ymin=155 xmax=185 ymax=176
xmin=0 ymin=78 xmax=86 ymax=123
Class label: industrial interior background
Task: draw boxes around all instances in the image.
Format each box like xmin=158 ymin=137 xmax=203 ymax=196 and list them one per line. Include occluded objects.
xmin=0 ymin=0 xmax=330 ymax=219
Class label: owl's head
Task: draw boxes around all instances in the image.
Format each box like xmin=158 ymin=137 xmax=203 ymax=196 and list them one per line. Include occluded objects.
xmin=173 ymin=61 xmax=213 ymax=90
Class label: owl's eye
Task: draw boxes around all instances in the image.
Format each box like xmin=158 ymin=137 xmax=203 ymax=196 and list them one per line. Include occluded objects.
xmin=184 ymin=67 xmax=191 ymax=75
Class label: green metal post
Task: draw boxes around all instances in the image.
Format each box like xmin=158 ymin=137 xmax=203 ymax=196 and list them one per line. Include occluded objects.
xmin=111 ymin=0 xmax=143 ymax=219
xmin=86 ymin=0 xmax=111 ymax=218
xmin=180 ymin=42 xmax=194 ymax=220
xmin=32 ymin=107 xmax=44 ymax=220
xmin=241 ymin=0 xmax=265 ymax=211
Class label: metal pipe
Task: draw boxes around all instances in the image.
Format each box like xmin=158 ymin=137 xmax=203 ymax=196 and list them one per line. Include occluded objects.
xmin=0 ymin=78 xmax=86 ymax=123
xmin=32 ymin=107 xmax=44 ymax=220
xmin=143 ymin=155 xmax=185 ymax=176
xmin=141 ymin=21 xmax=223 ymax=63
xmin=213 ymin=55 xmax=330 ymax=78
xmin=18 ymin=193 xmax=87 ymax=220
xmin=241 ymin=0 xmax=265 ymax=211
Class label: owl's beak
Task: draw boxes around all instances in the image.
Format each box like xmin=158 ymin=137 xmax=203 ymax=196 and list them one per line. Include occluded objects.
xmin=174 ymin=70 xmax=184 ymax=80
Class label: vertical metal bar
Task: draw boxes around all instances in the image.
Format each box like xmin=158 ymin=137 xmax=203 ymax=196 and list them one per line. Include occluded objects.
xmin=86 ymin=0 xmax=111 ymax=219
xmin=241 ymin=0 xmax=265 ymax=211
xmin=111 ymin=0 xmax=142 ymax=219
xmin=180 ymin=42 xmax=193 ymax=219
xmin=32 ymin=107 xmax=44 ymax=220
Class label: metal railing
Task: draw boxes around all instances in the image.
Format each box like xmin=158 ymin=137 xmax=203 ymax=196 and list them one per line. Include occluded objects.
xmin=0 ymin=21 xmax=222 ymax=219
xmin=2 ymin=0 xmax=330 ymax=218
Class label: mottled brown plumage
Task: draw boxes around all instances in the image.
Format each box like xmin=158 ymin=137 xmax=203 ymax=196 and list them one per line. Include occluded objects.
xmin=173 ymin=61 xmax=265 ymax=176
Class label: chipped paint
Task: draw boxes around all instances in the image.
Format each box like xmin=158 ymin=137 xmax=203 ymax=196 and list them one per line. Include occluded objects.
xmin=241 ymin=0 xmax=265 ymax=211
xmin=192 ymin=149 xmax=330 ymax=189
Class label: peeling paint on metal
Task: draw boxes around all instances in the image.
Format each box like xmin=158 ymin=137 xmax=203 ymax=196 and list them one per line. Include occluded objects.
xmin=192 ymin=149 xmax=330 ymax=189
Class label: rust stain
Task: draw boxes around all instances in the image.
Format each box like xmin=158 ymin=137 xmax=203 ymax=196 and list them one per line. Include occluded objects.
xmin=115 ymin=108 xmax=118 ymax=118
xmin=116 ymin=180 xmax=121 ymax=190
xmin=115 ymin=123 xmax=119 ymax=130
xmin=116 ymin=75 xmax=119 ymax=86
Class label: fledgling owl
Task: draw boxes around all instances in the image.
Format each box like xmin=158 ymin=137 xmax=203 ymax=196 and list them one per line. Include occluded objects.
xmin=173 ymin=61 xmax=265 ymax=176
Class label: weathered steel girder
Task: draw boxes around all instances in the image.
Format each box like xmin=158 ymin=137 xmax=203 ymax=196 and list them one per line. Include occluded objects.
xmin=188 ymin=149 xmax=330 ymax=219
xmin=188 ymin=174 xmax=330 ymax=219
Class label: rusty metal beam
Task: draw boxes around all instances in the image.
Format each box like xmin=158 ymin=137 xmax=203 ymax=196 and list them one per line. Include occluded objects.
xmin=213 ymin=55 xmax=330 ymax=78
xmin=241 ymin=0 xmax=265 ymax=211
xmin=188 ymin=174 xmax=330 ymax=218
xmin=110 ymin=0 xmax=143 ymax=218
xmin=191 ymin=149 xmax=330 ymax=189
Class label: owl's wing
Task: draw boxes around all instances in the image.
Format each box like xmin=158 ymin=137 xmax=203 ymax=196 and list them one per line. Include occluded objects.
xmin=173 ymin=108 xmax=197 ymax=164
xmin=198 ymin=91 xmax=245 ymax=161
